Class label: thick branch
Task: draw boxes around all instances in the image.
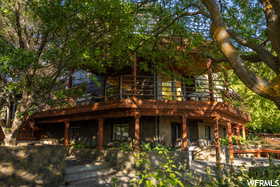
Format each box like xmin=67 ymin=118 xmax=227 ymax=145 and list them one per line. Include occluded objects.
xmin=202 ymin=0 xmax=280 ymax=108
xmin=228 ymin=30 xmax=280 ymax=73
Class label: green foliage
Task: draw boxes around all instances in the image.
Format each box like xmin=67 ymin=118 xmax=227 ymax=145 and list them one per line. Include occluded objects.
xmin=220 ymin=136 xmax=246 ymax=146
xmin=200 ymin=163 xmax=280 ymax=187
xmin=131 ymin=143 xmax=184 ymax=187
xmin=228 ymin=66 xmax=280 ymax=133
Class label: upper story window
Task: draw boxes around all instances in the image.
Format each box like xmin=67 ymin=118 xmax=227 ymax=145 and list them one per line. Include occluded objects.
xmin=160 ymin=79 xmax=183 ymax=101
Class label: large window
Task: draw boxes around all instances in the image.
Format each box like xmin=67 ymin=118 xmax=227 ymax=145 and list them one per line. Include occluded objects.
xmin=113 ymin=123 xmax=129 ymax=141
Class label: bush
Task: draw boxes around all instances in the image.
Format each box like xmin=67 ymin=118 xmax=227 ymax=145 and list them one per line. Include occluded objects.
xmin=131 ymin=143 xmax=185 ymax=187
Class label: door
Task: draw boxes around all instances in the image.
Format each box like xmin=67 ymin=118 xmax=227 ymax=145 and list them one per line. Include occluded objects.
xmin=171 ymin=123 xmax=182 ymax=146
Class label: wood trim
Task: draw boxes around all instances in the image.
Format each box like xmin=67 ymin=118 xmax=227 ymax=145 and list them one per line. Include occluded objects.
xmin=33 ymin=99 xmax=250 ymax=122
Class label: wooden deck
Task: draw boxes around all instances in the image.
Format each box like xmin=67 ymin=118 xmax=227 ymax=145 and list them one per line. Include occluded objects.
xmin=33 ymin=97 xmax=250 ymax=124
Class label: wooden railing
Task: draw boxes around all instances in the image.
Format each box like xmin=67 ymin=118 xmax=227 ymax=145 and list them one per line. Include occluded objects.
xmin=235 ymin=149 xmax=280 ymax=159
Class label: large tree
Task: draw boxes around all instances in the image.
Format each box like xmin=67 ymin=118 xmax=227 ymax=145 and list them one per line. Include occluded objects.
xmin=198 ymin=0 xmax=280 ymax=109
xmin=0 ymin=0 xmax=138 ymax=145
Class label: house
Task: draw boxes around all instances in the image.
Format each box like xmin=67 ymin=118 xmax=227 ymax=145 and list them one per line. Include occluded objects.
xmin=0 ymin=38 xmax=250 ymax=162
xmin=26 ymin=50 xmax=249 ymax=157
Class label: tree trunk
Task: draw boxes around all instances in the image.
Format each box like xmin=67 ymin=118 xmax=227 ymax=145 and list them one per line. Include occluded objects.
xmin=1 ymin=92 xmax=32 ymax=146
xmin=1 ymin=113 xmax=24 ymax=146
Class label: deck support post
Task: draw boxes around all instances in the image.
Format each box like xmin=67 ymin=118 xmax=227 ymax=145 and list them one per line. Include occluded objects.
xmin=97 ymin=118 xmax=104 ymax=151
xmin=226 ymin=121 xmax=234 ymax=162
xmin=236 ymin=124 xmax=241 ymax=145
xmin=134 ymin=115 xmax=141 ymax=150
xmin=64 ymin=121 xmax=70 ymax=146
xmin=214 ymin=117 xmax=222 ymax=172
xmin=255 ymin=150 xmax=261 ymax=158
xmin=181 ymin=116 xmax=188 ymax=151
xmin=241 ymin=125 xmax=246 ymax=140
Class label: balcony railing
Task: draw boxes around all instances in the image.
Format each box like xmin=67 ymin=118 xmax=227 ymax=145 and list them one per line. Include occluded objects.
xmin=102 ymin=75 xmax=238 ymax=103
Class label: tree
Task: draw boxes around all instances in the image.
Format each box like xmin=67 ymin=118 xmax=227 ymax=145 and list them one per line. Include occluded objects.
xmin=228 ymin=65 xmax=280 ymax=133
xmin=199 ymin=0 xmax=280 ymax=109
xmin=0 ymin=0 xmax=200 ymax=146
xmin=0 ymin=0 xmax=138 ymax=145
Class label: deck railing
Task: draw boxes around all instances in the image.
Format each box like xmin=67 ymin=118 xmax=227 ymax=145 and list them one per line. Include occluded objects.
xmin=104 ymin=75 xmax=237 ymax=102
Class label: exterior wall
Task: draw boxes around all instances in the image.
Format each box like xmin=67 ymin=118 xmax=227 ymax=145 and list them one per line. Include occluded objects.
xmin=159 ymin=116 xmax=180 ymax=146
xmin=197 ymin=122 xmax=214 ymax=140
xmin=159 ymin=117 xmax=172 ymax=146
xmin=141 ymin=117 xmax=156 ymax=142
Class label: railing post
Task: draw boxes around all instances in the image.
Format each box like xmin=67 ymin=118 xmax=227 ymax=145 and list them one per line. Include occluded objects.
xmin=222 ymin=70 xmax=229 ymax=101
xmin=208 ymin=67 xmax=214 ymax=101
xmin=132 ymin=54 xmax=137 ymax=96
xmin=153 ymin=66 xmax=158 ymax=100
xmin=104 ymin=77 xmax=107 ymax=102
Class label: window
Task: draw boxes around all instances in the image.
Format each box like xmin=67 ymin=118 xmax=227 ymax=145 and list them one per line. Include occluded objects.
xmin=161 ymin=80 xmax=183 ymax=101
xmin=113 ymin=124 xmax=129 ymax=141
xmin=205 ymin=126 xmax=211 ymax=140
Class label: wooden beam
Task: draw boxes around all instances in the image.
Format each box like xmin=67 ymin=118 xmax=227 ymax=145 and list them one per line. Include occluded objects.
xmin=226 ymin=121 xmax=234 ymax=162
xmin=33 ymin=99 xmax=250 ymax=123
xmin=134 ymin=116 xmax=141 ymax=150
xmin=64 ymin=121 xmax=70 ymax=146
xmin=181 ymin=116 xmax=188 ymax=151
xmin=242 ymin=125 xmax=246 ymax=139
xmin=97 ymin=118 xmax=104 ymax=151
xmin=214 ymin=118 xmax=221 ymax=170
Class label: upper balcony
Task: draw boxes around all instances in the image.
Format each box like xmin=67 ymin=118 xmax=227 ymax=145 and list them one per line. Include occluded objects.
xmin=34 ymin=71 xmax=250 ymax=124
xmin=74 ymin=73 xmax=239 ymax=104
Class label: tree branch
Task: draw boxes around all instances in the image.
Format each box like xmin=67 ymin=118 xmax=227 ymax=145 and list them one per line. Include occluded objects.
xmin=228 ymin=30 xmax=280 ymax=74
xmin=202 ymin=0 xmax=280 ymax=109
xmin=14 ymin=4 xmax=25 ymax=49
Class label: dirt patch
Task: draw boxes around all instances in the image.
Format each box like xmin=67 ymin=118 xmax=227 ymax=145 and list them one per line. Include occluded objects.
xmin=0 ymin=145 xmax=66 ymax=187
